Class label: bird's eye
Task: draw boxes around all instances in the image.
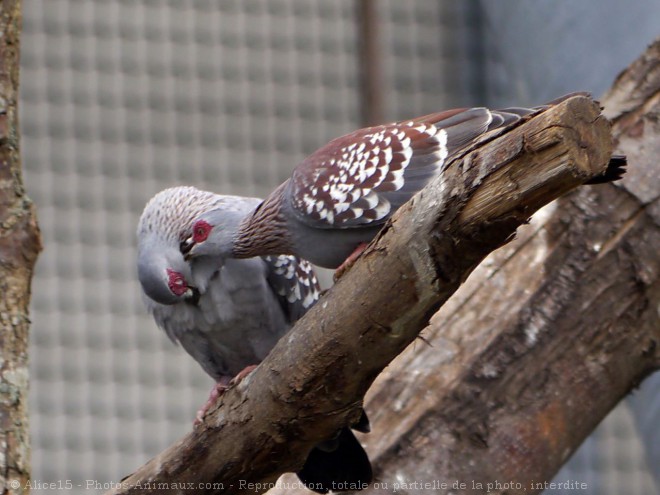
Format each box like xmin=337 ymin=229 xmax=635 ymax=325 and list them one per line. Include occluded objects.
xmin=192 ymin=220 xmax=212 ymax=243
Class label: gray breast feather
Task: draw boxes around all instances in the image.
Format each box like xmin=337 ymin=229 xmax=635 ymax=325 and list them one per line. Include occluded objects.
xmin=148 ymin=256 xmax=295 ymax=380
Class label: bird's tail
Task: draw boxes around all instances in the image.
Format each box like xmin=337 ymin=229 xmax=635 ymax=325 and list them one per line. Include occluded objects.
xmin=296 ymin=427 xmax=373 ymax=494
xmin=585 ymin=154 xmax=627 ymax=185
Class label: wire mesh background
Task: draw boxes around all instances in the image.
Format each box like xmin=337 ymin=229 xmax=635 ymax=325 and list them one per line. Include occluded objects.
xmin=20 ymin=1 xmax=658 ymax=494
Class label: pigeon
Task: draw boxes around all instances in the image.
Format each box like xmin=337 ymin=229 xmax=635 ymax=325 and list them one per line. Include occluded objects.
xmin=137 ymin=186 xmax=372 ymax=493
xmin=181 ymin=94 xmax=626 ymax=272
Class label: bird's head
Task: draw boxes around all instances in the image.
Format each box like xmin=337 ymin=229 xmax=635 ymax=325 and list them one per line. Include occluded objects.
xmin=138 ymin=242 xmax=199 ymax=305
xmin=181 ymin=207 xmax=243 ymax=261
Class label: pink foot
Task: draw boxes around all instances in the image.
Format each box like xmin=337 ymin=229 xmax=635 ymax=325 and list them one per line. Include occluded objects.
xmin=194 ymin=366 xmax=259 ymax=426
xmin=230 ymin=364 xmax=259 ymax=386
xmin=334 ymin=243 xmax=368 ymax=281
xmin=194 ymin=379 xmax=230 ymax=426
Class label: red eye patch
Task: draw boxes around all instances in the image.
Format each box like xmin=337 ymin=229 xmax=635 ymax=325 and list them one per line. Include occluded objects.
xmin=166 ymin=268 xmax=188 ymax=296
xmin=192 ymin=220 xmax=212 ymax=243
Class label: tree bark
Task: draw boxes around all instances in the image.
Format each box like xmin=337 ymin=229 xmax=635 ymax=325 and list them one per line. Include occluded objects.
xmin=312 ymin=38 xmax=659 ymax=495
xmin=0 ymin=1 xmax=42 ymax=494
xmin=106 ymin=91 xmax=618 ymax=495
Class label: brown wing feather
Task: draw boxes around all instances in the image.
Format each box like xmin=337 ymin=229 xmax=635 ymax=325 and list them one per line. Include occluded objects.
xmin=289 ymin=107 xmax=511 ymax=229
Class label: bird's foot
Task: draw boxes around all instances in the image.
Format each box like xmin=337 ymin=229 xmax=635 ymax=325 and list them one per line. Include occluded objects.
xmin=194 ymin=379 xmax=230 ymax=426
xmin=193 ymin=366 xmax=259 ymax=426
xmin=333 ymin=243 xmax=368 ymax=281
xmin=229 ymin=364 xmax=259 ymax=386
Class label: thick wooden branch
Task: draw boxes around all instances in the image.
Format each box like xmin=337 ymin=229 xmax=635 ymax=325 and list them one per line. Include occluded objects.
xmin=271 ymin=39 xmax=660 ymax=495
xmin=107 ymin=94 xmax=616 ymax=495
xmin=0 ymin=1 xmax=42 ymax=493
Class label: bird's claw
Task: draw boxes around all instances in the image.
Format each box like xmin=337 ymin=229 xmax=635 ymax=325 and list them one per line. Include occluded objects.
xmin=229 ymin=364 xmax=259 ymax=386
xmin=194 ymin=381 xmax=229 ymax=426
xmin=193 ymin=366 xmax=258 ymax=426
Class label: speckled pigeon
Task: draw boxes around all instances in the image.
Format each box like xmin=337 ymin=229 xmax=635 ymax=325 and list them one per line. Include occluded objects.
xmin=137 ymin=186 xmax=372 ymax=493
xmin=182 ymin=94 xmax=625 ymax=271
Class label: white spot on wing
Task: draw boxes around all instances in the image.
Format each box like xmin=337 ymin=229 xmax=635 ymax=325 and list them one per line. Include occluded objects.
xmin=372 ymin=196 xmax=391 ymax=220
xmin=437 ymin=129 xmax=449 ymax=162
xmin=302 ymin=291 xmax=316 ymax=308
xmin=400 ymin=145 xmax=413 ymax=162
xmin=362 ymin=191 xmax=379 ymax=208
xmin=382 ymin=147 xmax=393 ymax=165
xmin=329 ymin=187 xmax=348 ymax=203
xmin=389 ymin=168 xmax=405 ymax=190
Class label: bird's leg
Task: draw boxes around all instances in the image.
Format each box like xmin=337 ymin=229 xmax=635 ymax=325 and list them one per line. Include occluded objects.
xmin=194 ymin=376 xmax=231 ymax=426
xmin=333 ymin=242 xmax=368 ymax=281
xmin=194 ymin=365 xmax=259 ymax=426
xmin=229 ymin=364 xmax=259 ymax=386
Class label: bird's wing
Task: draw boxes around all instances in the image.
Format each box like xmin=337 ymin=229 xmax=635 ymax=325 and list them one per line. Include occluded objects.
xmin=263 ymin=255 xmax=321 ymax=322
xmin=288 ymin=107 xmax=533 ymax=230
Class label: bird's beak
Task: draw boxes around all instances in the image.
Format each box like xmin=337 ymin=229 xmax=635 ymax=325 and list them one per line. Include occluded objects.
xmin=180 ymin=236 xmax=195 ymax=260
xmin=184 ymin=286 xmax=200 ymax=305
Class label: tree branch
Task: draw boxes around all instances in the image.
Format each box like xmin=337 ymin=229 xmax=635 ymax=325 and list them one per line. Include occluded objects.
xmin=273 ymin=38 xmax=660 ymax=495
xmin=0 ymin=1 xmax=42 ymax=493
xmin=107 ymin=93 xmax=617 ymax=495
